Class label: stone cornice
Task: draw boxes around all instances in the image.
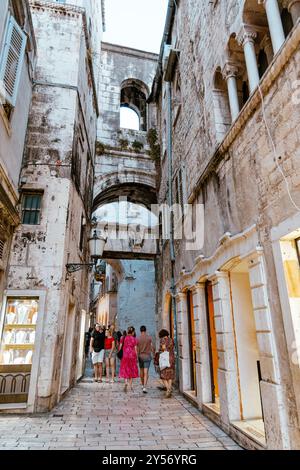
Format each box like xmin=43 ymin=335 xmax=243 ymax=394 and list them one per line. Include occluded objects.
xmin=188 ymin=19 xmax=300 ymax=204
xmin=0 ymin=186 xmax=20 ymax=228
xmin=101 ymin=42 xmax=159 ymax=62
xmin=175 ymin=224 xmax=258 ymax=290
xmin=29 ymin=0 xmax=83 ymax=17
xmin=0 ymin=162 xmax=19 ymax=207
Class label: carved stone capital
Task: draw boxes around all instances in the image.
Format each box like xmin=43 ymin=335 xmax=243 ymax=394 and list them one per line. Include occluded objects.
xmin=237 ymin=25 xmax=258 ymax=46
xmin=222 ymin=62 xmax=239 ymax=80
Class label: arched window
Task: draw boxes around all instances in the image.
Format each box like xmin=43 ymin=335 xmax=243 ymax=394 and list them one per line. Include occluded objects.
xmin=120 ymin=79 xmax=149 ymax=131
xmin=281 ymin=8 xmax=293 ymax=37
xmin=258 ymin=49 xmax=269 ymax=79
xmin=213 ymin=68 xmax=231 ymax=141
xmin=120 ymin=106 xmax=140 ymax=131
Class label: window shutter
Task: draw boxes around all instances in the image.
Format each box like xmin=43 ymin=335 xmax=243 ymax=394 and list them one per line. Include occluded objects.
xmin=0 ymin=15 xmax=27 ymax=107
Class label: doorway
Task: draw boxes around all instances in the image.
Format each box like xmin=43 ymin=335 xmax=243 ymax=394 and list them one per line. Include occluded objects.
xmin=229 ymin=261 xmax=263 ymax=421
xmin=60 ymin=302 xmax=75 ymax=395
xmin=187 ymin=290 xmax=197 ymax=393
xmin=76 ymin=310 xmax=87 ymax=381
xmin=205 ymin=281 xmax=219 ymax=406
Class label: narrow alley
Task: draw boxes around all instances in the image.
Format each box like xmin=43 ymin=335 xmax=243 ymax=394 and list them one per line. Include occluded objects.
xmin=1 ymin=0 xmax=300 ymax=454
xmin=0 ymin=377 xmax=241 ymax=451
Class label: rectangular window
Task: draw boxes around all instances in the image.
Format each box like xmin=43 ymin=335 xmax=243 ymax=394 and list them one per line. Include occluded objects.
xmin=21 ymin=194 xmax=42 ymax=225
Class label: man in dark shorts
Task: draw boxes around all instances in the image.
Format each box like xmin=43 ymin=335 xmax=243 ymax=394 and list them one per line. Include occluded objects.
xmin=137 ymin=325 xmax=154 ymax=393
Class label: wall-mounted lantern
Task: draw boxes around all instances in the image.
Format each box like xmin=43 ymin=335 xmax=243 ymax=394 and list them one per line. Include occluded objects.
xmin=66 ymin=228 xmax=108 ymax=274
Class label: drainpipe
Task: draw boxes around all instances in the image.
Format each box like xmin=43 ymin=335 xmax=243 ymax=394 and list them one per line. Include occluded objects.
xmin=166 ymin=80 xmax=179 ymax=384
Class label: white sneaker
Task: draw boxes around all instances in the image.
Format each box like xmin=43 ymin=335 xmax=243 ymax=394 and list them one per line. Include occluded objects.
xmin=143 ymin=387 xmax=147 ymax=394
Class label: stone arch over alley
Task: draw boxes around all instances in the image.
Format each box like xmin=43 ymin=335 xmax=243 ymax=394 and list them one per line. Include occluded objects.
xmin=90 ymin=40 xmax=160 ymax=347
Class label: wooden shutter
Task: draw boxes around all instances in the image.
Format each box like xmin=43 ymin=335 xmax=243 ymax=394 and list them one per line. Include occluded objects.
xmin=0 ymin=15 xmax=27 ymax=107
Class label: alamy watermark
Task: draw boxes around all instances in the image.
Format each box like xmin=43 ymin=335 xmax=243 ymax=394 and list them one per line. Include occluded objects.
xmin=95 ymin=198 xmax=205 ymax=252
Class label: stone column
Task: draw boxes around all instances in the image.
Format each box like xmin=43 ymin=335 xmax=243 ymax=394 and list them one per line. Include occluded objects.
xmin=191 ymin=283 xmax=213 ymax=408
xmin=259 ymin=0 xmax=286 ymax=53
xmin=222 ymin=63 xmax=240 ymax=121
xmin=176 ymin=292 xmax=190 ymax=393
xmin=288 ymin=0 xmax=300 ymax=24
xmin=210 ymin=271 xmax=241 ymax=425
xmin=238 ymin=26 xmax=260 ymax=94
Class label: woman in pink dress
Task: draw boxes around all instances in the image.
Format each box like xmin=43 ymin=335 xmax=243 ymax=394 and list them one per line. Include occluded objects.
xmin=119 ymin=326 xmax=139 ymax=392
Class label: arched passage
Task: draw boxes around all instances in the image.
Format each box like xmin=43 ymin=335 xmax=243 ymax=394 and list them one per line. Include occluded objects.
xmin=93 ymin=182 xmax=157 ymax=212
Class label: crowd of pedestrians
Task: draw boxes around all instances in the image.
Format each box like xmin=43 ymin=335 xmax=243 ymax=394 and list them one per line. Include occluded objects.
xmin=85 ymin=323 xmax=175 ymax=398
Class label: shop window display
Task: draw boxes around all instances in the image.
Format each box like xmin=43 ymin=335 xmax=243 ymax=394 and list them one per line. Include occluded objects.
xmin=0 ymin=298 xmax=38 ymax=365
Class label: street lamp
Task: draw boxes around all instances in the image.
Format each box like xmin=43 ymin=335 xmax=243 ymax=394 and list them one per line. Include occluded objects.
xmin=66 ymin=229 xmax=108 ymax=274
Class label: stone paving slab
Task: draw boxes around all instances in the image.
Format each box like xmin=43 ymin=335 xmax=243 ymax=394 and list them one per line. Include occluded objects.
xmin=0 ymin=379 xmax=242 ymax=450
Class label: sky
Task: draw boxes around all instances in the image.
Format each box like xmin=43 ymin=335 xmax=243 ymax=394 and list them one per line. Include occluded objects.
xmin=103 ymin=0 xmax=169 ymax=53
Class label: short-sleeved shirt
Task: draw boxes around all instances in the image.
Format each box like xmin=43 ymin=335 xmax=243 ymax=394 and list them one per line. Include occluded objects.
xmin=91 ymin=331 xmax=105 ymax=352
xmin=105 ymin=336 xmax=115 ymax=350
xmin=137 ymin=334 xmax=153 ymax=360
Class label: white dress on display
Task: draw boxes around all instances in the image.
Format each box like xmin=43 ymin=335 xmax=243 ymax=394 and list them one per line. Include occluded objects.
xmin=4 ymin=331 xmax=12 ymax=344
xmin=25 ymin=350 xmax=33 ymax=364
xmin=29 ymin=331 xmax=36 ymax=344
xmin=16 ymin=331 xmax=26 ymax=344
xmin=6 ymin=313 xmax=16 ymax=324
xmin=17 ymin=305 xmax=28 ymax=324
xmin=14 ymin=357 xmax=25 ymax=365
xmin=3 ymin=350 xmax=12 ymax=364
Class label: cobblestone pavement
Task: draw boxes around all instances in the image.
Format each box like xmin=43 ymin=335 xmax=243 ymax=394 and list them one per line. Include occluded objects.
xmin=0 ymin=377 xmax=242 ymax=450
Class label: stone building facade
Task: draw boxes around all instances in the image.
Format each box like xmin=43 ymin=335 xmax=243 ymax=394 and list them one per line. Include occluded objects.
xmin=153 ymin=0 xmax=300 ymax=450
xmin=0 ymin=0 xmax=104 ymax=412
xmin=0 ymin=0 xmax=36 ymax=330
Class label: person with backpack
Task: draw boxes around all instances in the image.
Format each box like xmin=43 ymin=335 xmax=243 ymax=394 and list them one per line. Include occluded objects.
xmin=90 ymin=324 xmax=105 ymax=383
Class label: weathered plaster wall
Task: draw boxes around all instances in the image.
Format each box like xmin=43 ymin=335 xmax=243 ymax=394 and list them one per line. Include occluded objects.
xmin=0 ymin=0 xmax=36 ymax=315
xmin=4 ymin=0 xmax=102 ymax=411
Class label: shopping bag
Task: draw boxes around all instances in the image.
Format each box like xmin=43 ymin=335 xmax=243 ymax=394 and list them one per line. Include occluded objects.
xmin=159 ymin=351 xmax=170 ymax=370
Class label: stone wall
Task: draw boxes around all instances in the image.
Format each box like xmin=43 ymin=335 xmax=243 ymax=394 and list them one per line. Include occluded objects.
xmin=155 ymin=0 xmax=300 ymax=450
xmin=3 ymin=0 xmax=102 ymax=411
xmin=0 ymin=0 xmax=36 ymax=322
xmin=97 ymin=42 xmax=158 ymax=148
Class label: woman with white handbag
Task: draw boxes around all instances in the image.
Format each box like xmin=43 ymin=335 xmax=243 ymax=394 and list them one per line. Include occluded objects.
xmin=158 ymin=329 xmax=175 ymax=398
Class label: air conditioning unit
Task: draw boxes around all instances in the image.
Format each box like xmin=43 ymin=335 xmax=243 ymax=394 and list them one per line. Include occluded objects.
xmin=163 ymin=44 xmax=179 ymax=82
